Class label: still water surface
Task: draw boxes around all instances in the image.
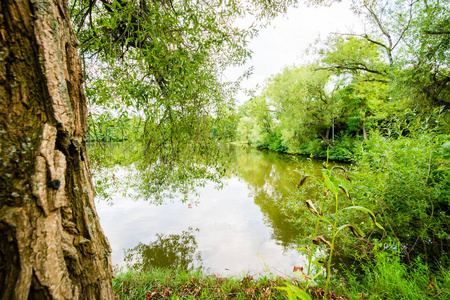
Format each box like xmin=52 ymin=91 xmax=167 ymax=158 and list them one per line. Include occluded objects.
xmin=95 ymin=146 xmax=324 ymax=276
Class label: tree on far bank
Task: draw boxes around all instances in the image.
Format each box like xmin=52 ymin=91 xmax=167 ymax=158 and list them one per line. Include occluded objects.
xmin=266 ymin=65 xmax=343 ymax=148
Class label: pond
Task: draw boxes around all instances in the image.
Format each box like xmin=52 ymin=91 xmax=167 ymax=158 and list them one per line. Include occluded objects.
xmin=93 ymin=145 xmax=326 ymax=277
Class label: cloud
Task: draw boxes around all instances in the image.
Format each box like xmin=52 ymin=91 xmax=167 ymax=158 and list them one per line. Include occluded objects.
xmin=226 ymin=2 xmax=361 ymax=104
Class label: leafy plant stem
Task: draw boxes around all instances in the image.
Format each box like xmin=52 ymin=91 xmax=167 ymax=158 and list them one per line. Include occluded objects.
xmin=306 ymin=218 xmax=320 ymax=289
xmin=324 ymin=191 xmax=339 ymax=299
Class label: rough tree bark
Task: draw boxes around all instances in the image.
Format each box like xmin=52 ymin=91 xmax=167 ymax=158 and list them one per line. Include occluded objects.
xmin=0 ymin=0 xmax=115 ymax=298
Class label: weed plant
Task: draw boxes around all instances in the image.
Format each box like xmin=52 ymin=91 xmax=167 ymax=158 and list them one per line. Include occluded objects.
xmin=291 ymin=150 xmax=384 ymax=300
xmin=278 ymin=123 xmax=449 ymax=299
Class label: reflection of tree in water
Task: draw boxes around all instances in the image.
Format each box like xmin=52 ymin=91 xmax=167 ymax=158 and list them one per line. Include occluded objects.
xmin=124 ymin=227 xmax=203 ymax=272
xmin=230 ymin=147 xmax=321 ymax=248
xmin=88 ymin=142 xmax=228 ymax=204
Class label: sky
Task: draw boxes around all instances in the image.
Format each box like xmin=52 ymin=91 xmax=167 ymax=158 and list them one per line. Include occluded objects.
xmin=226 ymin=2 xmax=362 ymax=104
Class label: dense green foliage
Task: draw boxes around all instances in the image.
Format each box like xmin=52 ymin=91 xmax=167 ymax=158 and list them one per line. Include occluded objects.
xmin=72 ymin=0 xmax=298 ymax=198
xmin=87 ymin=111 xmax=137 ymax=142
xmin=279 ymin=130 xmax=449 ymax=298
xmin=352 ymin=131 xmax=450 ymax=261
xmin=236 ymin=0 xmax=449 ymax=161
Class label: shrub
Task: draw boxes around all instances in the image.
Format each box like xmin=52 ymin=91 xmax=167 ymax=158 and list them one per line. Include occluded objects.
xmin=353 ymin=131 xmax=450 ymax=263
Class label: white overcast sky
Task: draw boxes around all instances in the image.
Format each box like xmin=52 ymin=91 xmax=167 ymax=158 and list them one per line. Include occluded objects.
xmin=226 ymin=2 xmax=362 ymax=104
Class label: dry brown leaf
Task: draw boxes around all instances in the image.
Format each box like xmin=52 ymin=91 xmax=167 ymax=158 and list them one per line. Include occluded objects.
xmin=312 ymin=235 xmax=334 ymax=248
xmin=293 ymin=266 xmax=304 ymax=272
xmin=298 ymin=176 xmax=310 ymax=188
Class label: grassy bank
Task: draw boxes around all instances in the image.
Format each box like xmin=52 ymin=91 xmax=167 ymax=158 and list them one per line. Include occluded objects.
xmin=112 ymin=258 xmax=450 ymax=299
xmin=112 ymin=268 xmax=342 ymax=299
xmin=113 ymin=268 xmax=292 ymax=299
xmin=341 ymin=251 xmax=450 ymax=300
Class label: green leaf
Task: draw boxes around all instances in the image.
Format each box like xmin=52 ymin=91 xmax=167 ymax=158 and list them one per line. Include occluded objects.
xmin=339 ymin=186 xmax=353 ymax=202
xmin=297 ymin=246 xmax=311 ymax=255
xmin=312 ymin=267 xmax=325 ymax=281
xmin=332 ymin=166 xmax=352 ymax=181
xmin=311 ymin=260 xmax=327 ymax=268
xmin=337 ymin=224 xmax=365 ymax=238
xmin=305 ymin=199 xmax=323 ymax=216
xmin=342 ymin=206 xmax=385 ymax=231
xmin=276 ymin=282 xmax=312 ymax=300
xmin=322 ymin=169 xmax=338 ymax=194
xmin=305 ymin=200 xmax=331 ymax=224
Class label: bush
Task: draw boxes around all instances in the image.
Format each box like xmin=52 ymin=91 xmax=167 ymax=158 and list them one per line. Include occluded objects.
xmin=267 ymin=132 xmax=288 ymax=152
xmin=353 ymin=131 xmax=450 ymax=263
xmin=328 ymin=133 xmax=359 ymax=161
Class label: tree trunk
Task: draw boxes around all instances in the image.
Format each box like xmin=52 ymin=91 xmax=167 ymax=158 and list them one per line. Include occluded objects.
xmin=362 ymin=119 xmax=368 ymax=140
xmin=362 ymin=109 xmax=367 ymax=140
xmin=360 ymin=104 xmax=367 ymax=140
xmin=319 ymin=128 xmax=332 ymax=147
xmin=0 ymin=0 xmax=115 ymax=298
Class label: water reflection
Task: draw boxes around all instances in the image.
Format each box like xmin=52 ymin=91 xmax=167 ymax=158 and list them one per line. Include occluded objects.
xmin=229 ymin=147 xmax=316 ymax=247
xmin=88 ymin=141 xmax=227 ymax=204
xmin=124 ymin=227 xmax=202 ymax=271
xmin=93 ymin=144 xmax=326 ymax=275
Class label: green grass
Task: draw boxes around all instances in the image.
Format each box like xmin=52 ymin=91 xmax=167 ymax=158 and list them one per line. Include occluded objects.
xmin=112 ymin=253 xmax=450 ymax=300
xmin=112 ymin=268 xmax=345 ymax=299
xmin=112 ymin=268 xmax=295 ymax=299
xmin=340 ymin=251 xmax=450 ymax=300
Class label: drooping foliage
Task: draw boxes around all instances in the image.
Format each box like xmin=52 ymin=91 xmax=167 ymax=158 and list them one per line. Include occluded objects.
xmin=72 ymin=0 xmax=297 ymax=198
